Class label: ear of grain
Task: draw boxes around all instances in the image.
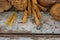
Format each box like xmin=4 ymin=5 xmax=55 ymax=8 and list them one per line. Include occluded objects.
xmin=22 ymin=10 xmax=28 ymax=24
xmin=32 ymin=8 xmax=40 ymax=26
xmin=32 ymin=0 xmax=42 ymax=19
xmin=32 ymin=0 xmax=37 ymax=4
xmin=28 ymin=0 xmax=31 ymax=16
xmin=38 ymin=4 xmax=47 ymax=12
xmin=35 ymin=5 xmax=42 ymax=19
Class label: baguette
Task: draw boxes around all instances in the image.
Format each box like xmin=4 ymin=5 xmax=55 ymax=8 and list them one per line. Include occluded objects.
xmin=32 ymin=0 xmax=42 ymax=19
xmin=38 ymin=4 xmax=47 ymax=12
xmin=28 ymin=0 xmax=31 ymax=16
xmin=32 ymin=8 xmax=40 ymax=26
xmin=22 ymin=10 xmax=28 ymax=23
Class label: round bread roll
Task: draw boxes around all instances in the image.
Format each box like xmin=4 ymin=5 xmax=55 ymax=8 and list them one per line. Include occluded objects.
xmin=50 ymin=3 xmax=60 ymax=21
xmin=0 ymin=0 xmax=11 ymax=12
xmin=8 ymin=0 xmax=27 ymax=11
xmin=4 ymin=0 xmax=11 ymax=10
xmin=37 ymin=0 xmax=56 ymax=7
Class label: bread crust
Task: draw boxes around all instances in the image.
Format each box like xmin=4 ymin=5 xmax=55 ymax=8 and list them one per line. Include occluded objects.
xmin=38 ymin=0 xmax=56 ymax=7
xmin=50 ymin=3 xmax=60 ymax=21
xmin=0 ymin=0 xmax=11 ymax=12
xmin=8 ymin=0 xmax=27 ymax=11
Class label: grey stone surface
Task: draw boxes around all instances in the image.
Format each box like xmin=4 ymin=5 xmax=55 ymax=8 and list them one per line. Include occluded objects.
xmin=0 ymin=12 xmax=60 ymax=33
xmin=0 ymin=37 xmax=60 ymax=40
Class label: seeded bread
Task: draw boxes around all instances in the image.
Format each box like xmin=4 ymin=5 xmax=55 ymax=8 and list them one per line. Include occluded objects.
xmin=8 ymin=0 xmax=27 ymax=11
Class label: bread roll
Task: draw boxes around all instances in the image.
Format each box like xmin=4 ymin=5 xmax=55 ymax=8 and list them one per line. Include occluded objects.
xmin=38 ymin=0 xmax=56 ymax=7
xmin=50 ymin=3 xmax=60 ymax=21
xmin=0 ymin=0 xmax=11 ymax=12
xmin=8 ymin=0 xmax=27 ymax=11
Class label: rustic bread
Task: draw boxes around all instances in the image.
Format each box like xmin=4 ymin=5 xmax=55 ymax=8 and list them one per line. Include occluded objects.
xmin=8 ymin=0 xmax=27 ymax=11
xmin=37 ymin=0 xmax=56 ymax=7
xmin=50 ymin=3 xmax=60 ymax=21
xmin=0 ymin=0 xmax=11 ymax=12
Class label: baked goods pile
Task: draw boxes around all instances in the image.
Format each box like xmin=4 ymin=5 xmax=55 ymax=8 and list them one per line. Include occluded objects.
xmin=0 ymin=0 xmax=60 ymax=26
xmin=0 ymin=0 xmax=11 ymax=12
xmin=8 ymin=0 xmax=27 ymax=11
xmin=50 ymin=4 xmax=60 ymax=21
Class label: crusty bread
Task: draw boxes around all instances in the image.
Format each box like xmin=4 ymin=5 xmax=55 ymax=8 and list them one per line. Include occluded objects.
xmin=38 ymin=0 xmax=56 ymax=7
xmin=50 ymin=3 xmax=60 ymax=21
xmin=8 ymin=0 xmax=27 ymax=11
xmin=0 ymin=0 xmax=11 ymax=12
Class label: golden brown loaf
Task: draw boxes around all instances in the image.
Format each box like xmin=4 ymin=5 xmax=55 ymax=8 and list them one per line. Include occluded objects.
xmin=50 ymin=3 xmax=60 ymax=21
xmin=38 ymin=0 xmax=56 ymax=7
xmin=0 ymin=0 xmax=11 ymax=12
xmin=8 ymin=0 xmax=27 ymax=11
